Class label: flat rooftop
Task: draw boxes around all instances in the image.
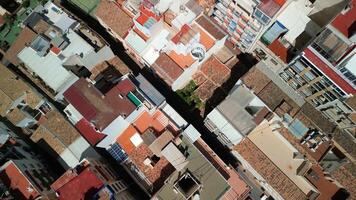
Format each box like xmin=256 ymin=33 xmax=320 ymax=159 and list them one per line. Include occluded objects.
xmin=247 ymin=121 xmax=317 ymax=195
xmin=154 ymin=136 xmax=230 ymax=200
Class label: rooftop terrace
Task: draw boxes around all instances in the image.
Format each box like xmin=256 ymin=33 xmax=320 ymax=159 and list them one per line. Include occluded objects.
xmin=154 ymin=136 xmax=230 ymax=200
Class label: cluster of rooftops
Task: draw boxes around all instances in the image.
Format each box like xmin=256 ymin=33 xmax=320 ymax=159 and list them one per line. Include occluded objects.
xmin=0 ymin=0 xmax=355 ymax=199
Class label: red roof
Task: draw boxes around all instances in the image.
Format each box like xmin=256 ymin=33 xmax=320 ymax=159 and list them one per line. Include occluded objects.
xmin=268 ymin=39 xmax=288 ymax=63
xmin=258 ymin=0 xmax=285 ymax=18
xmin=50 ymin=46 xmax=61 ymax=55
xmin=75 ymin=118 xmax=106 ymax=146
xmin=56 ymin=168 xmax=103 ymax=200
xmin=63 ymin=79 xmax=98 ymax=121
xmin=171 ymin=24 xmax=191 ymax=44
xmin=304 ymin=48 xmax=356 ymax=95
xmin=51 ymin=170 xmax=78 ymax=191
xmin=0 ymin=162 xmax=40 ymax=200
xmin=136 ymin=5 xmax=160 ymax=26
xmin=331 ymin=0 xmax=356 ymax=38
xmin=63 ymin=78 xmax=136 ymax=130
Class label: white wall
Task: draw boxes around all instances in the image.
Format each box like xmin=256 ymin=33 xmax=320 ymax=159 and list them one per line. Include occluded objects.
xmin=171 ymin=36 xmax=227 ymax=90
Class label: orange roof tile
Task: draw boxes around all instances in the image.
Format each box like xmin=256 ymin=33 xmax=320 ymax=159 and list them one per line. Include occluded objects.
xmin=193 ymin=24 xmax=215 ymax=50
xmin=167 ymin=51 xmax=195 ymax=69
xmin=0 ymin=162 xmax=41 ymax=200
xmin=116 ymin=125 xmax=138 ymax=154
xmin=133 ymin=111 xmax=166 ymax=134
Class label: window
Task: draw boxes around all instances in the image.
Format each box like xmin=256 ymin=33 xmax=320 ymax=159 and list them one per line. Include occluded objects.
xmin=312 ymin=29 xmax=349 ymax=63
xmin=254 ymin=9 xmax=270 ymax=24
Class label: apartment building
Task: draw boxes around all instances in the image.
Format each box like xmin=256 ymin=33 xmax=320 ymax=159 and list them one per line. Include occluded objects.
xmin=236 ymin=62 xmax=353 ymax=199
xmin=249 ymin=0 xmax=350 ymax=71
xmin=211 ymin=0 xmax=286 ymax=52
xmin=277 ymin=0 xmax=356 ymax=132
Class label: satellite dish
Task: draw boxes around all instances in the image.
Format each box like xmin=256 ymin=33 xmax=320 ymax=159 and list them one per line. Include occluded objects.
xmin=190 ymin=44 xmax=206 ymax=62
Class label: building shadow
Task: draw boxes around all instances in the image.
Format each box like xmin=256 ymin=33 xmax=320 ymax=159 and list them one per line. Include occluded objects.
xmin=203 ymin=52 xmax=258 ymax=118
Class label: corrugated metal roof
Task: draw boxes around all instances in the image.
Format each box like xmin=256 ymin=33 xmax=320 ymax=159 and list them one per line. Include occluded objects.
xmin=161 ymin=103 xmax=188 ymax=128
xmin=135 ymin=74 xmax=165 ymax=106
xmin=207 ymin=109 xmax=243 ymax=145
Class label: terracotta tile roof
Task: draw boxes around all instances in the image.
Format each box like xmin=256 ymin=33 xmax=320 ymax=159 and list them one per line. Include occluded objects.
xmin=64 ymin=78 xmax=136 ymax=130
xmin=195 ymin=15 xmax=226 ymax=40
xmin=0 ymin=90 xmax=13 ymax=116
xmin=333 ymin=128 xmax=356 ymax=159
xmin=56 ymin=168 xmax=104 ymax=200
xmin=30 ymin=125 xmax=65 ymax=156
xmin=133 ymin=110 xmax=167 ymax=134
xmin=305 ymin=165 xmax=340 ymax=200
xmin=299 ymin=103 xmax=336 ymax=134
xmin=200 ymin=56 xmax=230 ymax=85
xmin=234 ymin=139 xmax=307 ymax=200
xmin=25 ymin=91 xmax=42 ymax=108
xmin=257 ymin=82 xmax=286 ymax=110
xmin=0 ymin=161 xmax=41 ymax=200
xmin=0 ymin=64 xmax=43 ymax=117
xmin=95 ymin=0 xmax=133 ymax=39
xmin=167 ymin=51 xmax=195 ymax=69
xmin=51 ymin=170 xmax=78 ymax=191
xmin=0 ymin=64 xmax=32 ymax=100
xmin=152 ymin=53 xmax=184 ymax=85
xmin=304 ymin=48 xmax=356 ymax=95
xmin=90 ymin=57 xmax=131 ymax=80
xmin=116 ymin=124 xmax=138 ymax=155
xmin=345 ymin=96 xmax=356 ymax=110
xmin=5 ymin=107 xmax=26 ymax=125
xmin=192 ymin=24 xmax=215 ymax=50
xmin=171 ymin=24 xmax=192 ymax=44
xmin=242 ymin=67 xmax=271 ymax=94
xmin=30 ymin=110 xmax=83 ymax=158
xmin=4 ymin=27 xmax=37 ymax=65
xmin=41 ymin=110 xmax=81 ymax=146
xmin=195 ymin=79 xmax=218 ymax=102
xmin=128 ymin=144 xmax=175 ymax=192
xmin=192 ymin=71 xmax=207 ymax=85
xmin=331 ymin=162 xmax=356 ymax=200
xmin=331 ymin=0 xmax=356 ymax=38
xmin=75 ymin=118 xmax=106 ymax=146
